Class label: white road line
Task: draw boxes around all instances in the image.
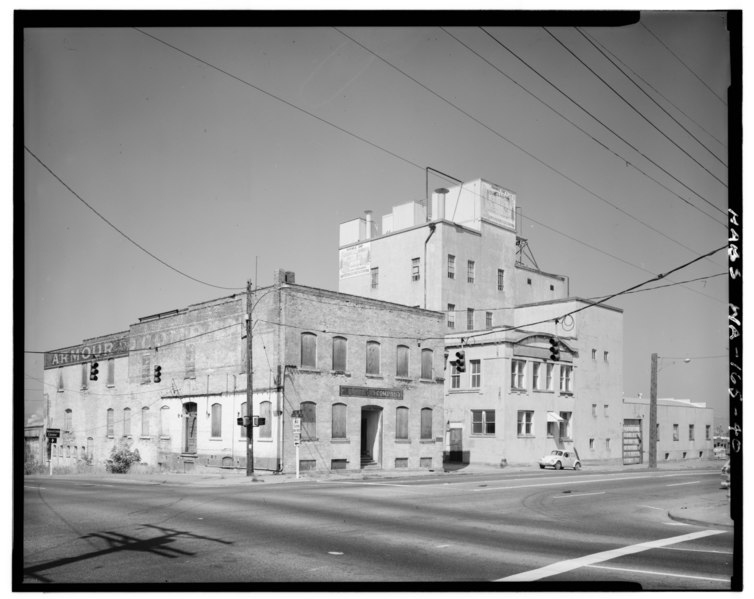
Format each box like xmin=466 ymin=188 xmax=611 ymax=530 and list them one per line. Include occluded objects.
xmin=667 ymin=481 xmax=701 ymax=487
xmin=24 ymin=486 xmax=46 ymax=490
xmin=665 ymin=522 xmax=690 ymax=526
xmin=474 ymin=474 xmax=661 ymax=492
xmin=552 ymin=491 xmax=606 ymax=499
xmin=587 ymin=563 xmax=730 ymax=583
xmin=663 ymin=546 xmax=734 ymax=555
xmin=495 ymin=530 xmax=725 ymax=582
xmin=639 ymin=505 xmax=664 ymax=510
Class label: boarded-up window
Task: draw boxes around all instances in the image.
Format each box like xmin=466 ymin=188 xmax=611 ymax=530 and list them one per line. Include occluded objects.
xmin=185 ymin=345 xmax=196 ymax=379
xmin=396 ymin=406 xmax=409 ymax=440
xmin=396 ymin=345 xmax=409 ymax=377
xmin=420 ymin=408 xmax=432 ymax=439
xmin=332 ymin=336 xmax=347 ymax=371
xmin=332 ymin=403 xmax=347 ymax=439
xmin=366 ymin=341 xmax=381 ymax=375
xmin=123 ymin=408 xmax=131 ymax=436
xmin=141 ymin=407 xmax=150 ymax=437
xmin=259 ymin=401 xmax=272 ymax=439
xmin=160 ymin=406 xmax=169 ymax=437
xmin=239 ymin=402 xmax=247 ymax=438
xmin=301 ymin=333 xmax=317 ymax=369
xmin=107 ymin=358 xmax=115 ymax=386
xmin=421 ymin=349 xmax=433 ymax=379
xmin=64 ymin=409 xmax=72 ymax=433
xmin=301 ymin=402 xmax=316 ymax=441
xmin=106 ymin=408 xmax=114 ymax=436
xmin=211 ymin=403 xmax=222 ymax=437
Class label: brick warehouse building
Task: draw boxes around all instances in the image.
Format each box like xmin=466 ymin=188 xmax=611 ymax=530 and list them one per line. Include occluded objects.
xmin=43 ymin=272 xmax=445 ymax=473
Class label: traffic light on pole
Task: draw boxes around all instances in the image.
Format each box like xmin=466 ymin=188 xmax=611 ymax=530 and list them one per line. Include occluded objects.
xmin=549 ymin=338 xmax=560 ymax=361
xmin=89 ymin=361 xmax=99 ymax=381
xmin=153 ymin=365 xmax=162 ymax=383
xmin=455 ymin=350 xmax=466 ymax=373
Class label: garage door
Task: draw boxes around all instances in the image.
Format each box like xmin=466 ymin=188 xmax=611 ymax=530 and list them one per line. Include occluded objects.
xmin=623 ymin=419 xmax=643 ymax=465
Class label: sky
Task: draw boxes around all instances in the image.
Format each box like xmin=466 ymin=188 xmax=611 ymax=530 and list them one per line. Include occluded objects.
xmin=21 ymin=10 xmax=735 ymax=427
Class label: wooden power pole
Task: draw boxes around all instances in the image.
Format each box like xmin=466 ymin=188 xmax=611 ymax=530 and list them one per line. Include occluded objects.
xmin=649 ymin=352 xmax=658 ymax=469
xmin=246 ymin=279 xmax=254 ymax=476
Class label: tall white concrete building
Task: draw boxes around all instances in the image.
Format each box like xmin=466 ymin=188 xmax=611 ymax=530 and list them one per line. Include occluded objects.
xmin=339 ymin=178 xmax=626 ymax=466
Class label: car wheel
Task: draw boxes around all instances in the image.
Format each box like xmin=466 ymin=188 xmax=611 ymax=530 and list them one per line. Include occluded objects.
xmin=554 ymin=461 xmax=562 ymax=470
xmin=574 ymin=462 xmax=581 ymax=470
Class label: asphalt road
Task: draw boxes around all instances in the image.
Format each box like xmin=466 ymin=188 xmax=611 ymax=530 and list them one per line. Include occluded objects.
xmin=20 ymin=468 xmax=733 ymax=589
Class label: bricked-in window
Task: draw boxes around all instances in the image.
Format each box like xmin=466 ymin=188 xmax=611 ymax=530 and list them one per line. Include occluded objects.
xmin=259 ymin=401 xmax=271 ymax=439
xmin=411 ymin=257 xmax=421 ymax=281
xmin=421 ymin=349 xmax=433 ymax=380
xmin=64 ymin=409 xmax=72 ymax=433
xmin=185 ymin=345 xmax=196 ymax=379
xmin=396 ymin=345 xmax=409 ymax=377
xmin=448 ymin=255 xmax=455 ymax=279
xmin=141 ymin=407 xmax=150 ymax=437
xmin=396 ymin=406 xmax=409 ymax=440
xmin=420 ymin=408 xmax=432 ymax=440
xmin=332 ymin=403 xmax=347 ymax=439
xmin=366 ymin=341 xmax=381 ymax=375
xmin=301 ymin=333 xmax=317 ymax=369
xmin=106 ymin=408 xmax=114 ymax=436
xmin=447 ymin=304 xmax=455 ymax=328
xmin=123 ymin=408 xmax=131 ymax=437
xmin=107 ymin=358 xmax=115 ymax=386
xmin=211 ymin=403 xmax=222 ymax=438
xmin=160 ymin=406 xmax=170 ymax=438
xmin=332 ymin=336 xmax=347 ymax=372
xmin=301 ymin=402 xmax=317 ymax=441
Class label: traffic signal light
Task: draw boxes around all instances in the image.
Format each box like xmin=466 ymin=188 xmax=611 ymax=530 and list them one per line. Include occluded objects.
xmin=153 ymin=365 xmax=162 ymax=383
xmin=89 ymin=361 xmax=99 ymax=381
xmin=455 ymin=350 xmax=466 ymax=373
xmin=549 ymin=338 xmax=560 ymax=361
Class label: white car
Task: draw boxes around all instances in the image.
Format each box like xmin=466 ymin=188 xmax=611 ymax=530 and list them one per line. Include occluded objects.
xmin=539 ymin=449 xmax=581 ymax=470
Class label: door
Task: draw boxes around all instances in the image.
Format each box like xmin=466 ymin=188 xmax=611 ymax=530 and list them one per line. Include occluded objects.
xmin=183 ymin=402 xmax=198 ymax=454
xmin=449 ymin=427 xmax=463 ymax=462
xmin=623 ymin=418 xmax=643 ymax=465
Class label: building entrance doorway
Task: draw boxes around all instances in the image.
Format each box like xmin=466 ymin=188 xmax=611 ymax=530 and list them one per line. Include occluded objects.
xmin=360 ymin=406 xmax=383 ymax=468
xmin=183 ymin=402 xmax=198 ymax=454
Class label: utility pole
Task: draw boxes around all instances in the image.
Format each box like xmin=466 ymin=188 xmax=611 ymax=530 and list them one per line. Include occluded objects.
xmin=649 ymin=352 xmax=658 ymax=469
xmin=246 ymin=279 xmax=254 ymax=476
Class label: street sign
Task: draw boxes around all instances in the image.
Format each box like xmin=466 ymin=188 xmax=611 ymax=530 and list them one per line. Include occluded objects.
xmin=46 ymin=428 xmax=60 ymax=439
xmin=293 ymin=431 xmax=301 ymax=447
xmin=292 ymin=417 xmax=301 ymax=432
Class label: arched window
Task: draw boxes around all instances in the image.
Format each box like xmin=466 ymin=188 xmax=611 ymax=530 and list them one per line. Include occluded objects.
xmin=159 ymin=406 xmax=170 ymax=437
xmin=141 ymin=407 xmax=150 ymax=437
xmin=301 ymin=333 xmax=317 ymax=369
xmin=211 ymin=403 xmax=222 ymax=438
xmin=420 ymin=408 xmax=433 ymax=440
xmin=396 ymin=406 xmax=409 ymax=440
xmin=106 ymin=408 xmax=114 ymax=436
xmin=366 ymin=341 xmax=381 ymax=375
xmin=332 ymin=336 xmax=347 ymax=372
xmin=64 ymin=409 xmax=72 ymax=433
xmin=259 ymin=401 xmax=272 ymax=439
xmin=301 ymin=402 xmax=316 ymax=441
xmin=396 ymin=345 xmax=409 ymax=377
xmin=332 ymin=403 xmax=347 ymax=439
xmin=123 ymin=408 xmax=131 ymax=437
xmin=421 ymin=349 xmax=433 ymax=380
xmin=239 ymin=402 xmax=247 ymax=439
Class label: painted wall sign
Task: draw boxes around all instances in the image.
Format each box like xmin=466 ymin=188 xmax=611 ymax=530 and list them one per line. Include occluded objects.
xmin=44 ymin=333 xmax=130 ymax=369
xmin=482 ymin=181 xmax=516 ymax=231
xmin=338 ymin=243 xmax=371 ymax=279
xmin=339 ymin=385 xmax=404 ymax=400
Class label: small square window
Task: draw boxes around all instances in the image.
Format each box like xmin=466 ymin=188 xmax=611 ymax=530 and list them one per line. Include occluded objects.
xmin=527 ymin=278 xmax=532 ymax=285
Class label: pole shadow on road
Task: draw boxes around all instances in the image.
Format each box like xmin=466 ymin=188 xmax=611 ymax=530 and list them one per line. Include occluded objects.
xmin=23 ymin=524 xmax=233 ymax=583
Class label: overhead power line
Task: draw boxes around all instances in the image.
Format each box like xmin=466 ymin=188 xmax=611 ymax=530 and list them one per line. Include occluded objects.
xmin=576 ymin=28 xmax=726 ymax=169
xmin=543 ymin=27 xmax=728 ymax=192
xmin=25 ymin=146 xmax=244 ymax=292
xmin=477 ymin=27 xmax=727 ymax=226
xmin=640 ymin=22 xmax=728 ymax=107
